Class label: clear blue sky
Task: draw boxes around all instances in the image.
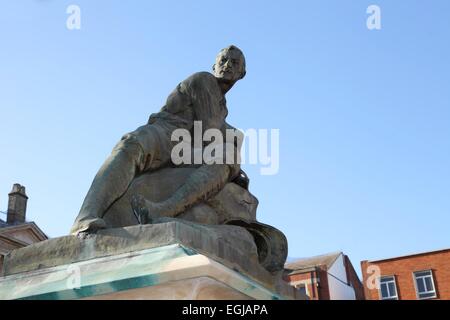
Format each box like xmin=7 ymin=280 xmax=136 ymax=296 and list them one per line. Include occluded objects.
xmin=1 ymin=1 xmax=449 ymax=275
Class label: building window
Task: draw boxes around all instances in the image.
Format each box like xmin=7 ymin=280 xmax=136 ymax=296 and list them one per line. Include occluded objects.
xmin=379 ymin=276 xmax=398 ymax=300
xmin=414 ymin=270 xmax=437 ymax=300
xmin=294 ymin=283 xmax=308 ymax=297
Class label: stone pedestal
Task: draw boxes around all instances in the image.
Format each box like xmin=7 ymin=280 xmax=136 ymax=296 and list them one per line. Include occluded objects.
xmin=0 ymin=220 xmax=305 ymax=300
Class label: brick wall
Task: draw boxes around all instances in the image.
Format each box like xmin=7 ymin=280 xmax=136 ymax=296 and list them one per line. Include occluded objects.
xmin=344 ymin=255 xmax=365 ymax=300
xmin=285 ymin=267 xmax=330 ymax=300
xmin=361 ymin=249 xmax=450 ymax=300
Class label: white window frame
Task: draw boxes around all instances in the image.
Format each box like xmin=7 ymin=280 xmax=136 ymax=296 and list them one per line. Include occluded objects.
xmin=290 ymin=280 xmax=311 ymax=298
xmin=413 ymin=270 xmax=437 ymax=300
xmin=379 ymin=276 xmax=398 ymax=300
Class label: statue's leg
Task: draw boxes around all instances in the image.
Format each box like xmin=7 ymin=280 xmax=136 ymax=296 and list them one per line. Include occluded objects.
xmin=71 ymin=126 xmax=159 ymax=235
xmin=132 ymin=142 xmax=241 ymax=223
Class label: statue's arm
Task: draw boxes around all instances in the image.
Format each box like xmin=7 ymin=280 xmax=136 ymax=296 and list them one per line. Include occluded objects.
xmin=164 ymin=83 xmax=193 ymax=117
xmin=184 ymin=73 xmax=227 ymax=131
xmin=222 ymin=122 xmax=244 ymax=152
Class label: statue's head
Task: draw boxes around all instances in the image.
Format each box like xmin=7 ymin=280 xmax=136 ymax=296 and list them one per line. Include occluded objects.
xmin=213 ymin=45 xmax=246 ymax=83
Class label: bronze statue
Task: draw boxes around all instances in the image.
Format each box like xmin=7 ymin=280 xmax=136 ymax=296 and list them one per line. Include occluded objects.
xmin=70 ymin=46 xmax=288 ymax=273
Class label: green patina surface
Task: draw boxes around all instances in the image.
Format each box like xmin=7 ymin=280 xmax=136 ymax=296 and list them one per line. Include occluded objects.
xmin=0 ymin=243 xmax=288 ymax=300
xmin=19 ymin=273 xmax=160 ymax=300
xmin=1 ymin=244 xmax=195 ymax=300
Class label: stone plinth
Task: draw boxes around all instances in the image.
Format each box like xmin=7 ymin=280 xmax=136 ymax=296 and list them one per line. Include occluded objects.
xmin=0 ymin=220 xmax=304 ymax=300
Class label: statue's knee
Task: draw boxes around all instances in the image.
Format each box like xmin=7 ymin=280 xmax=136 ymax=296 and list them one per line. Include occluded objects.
xmin=113 ymin=134 xmax=144 ymax=160
xmin=221 ymin=142 xmax=241 ymax=179
xmin=227 ymin=163 xmax=241 ymax=180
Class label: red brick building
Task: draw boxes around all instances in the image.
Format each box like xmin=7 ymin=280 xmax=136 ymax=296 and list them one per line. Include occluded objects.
xmin=284 ymin=252 xmax=365 ymax=300
xmin=361 ymin=248 xmax=450 ymax=300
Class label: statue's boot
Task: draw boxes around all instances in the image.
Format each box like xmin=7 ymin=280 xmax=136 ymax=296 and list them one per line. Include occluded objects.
xmin=71 ymin=138 xmax=147 ymax=235
xmin=132 ymin=164 xmax=232 ymax=223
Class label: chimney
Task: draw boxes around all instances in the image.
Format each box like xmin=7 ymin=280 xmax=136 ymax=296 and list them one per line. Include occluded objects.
xmin=7 ymin=184 xmax=28 ymax=224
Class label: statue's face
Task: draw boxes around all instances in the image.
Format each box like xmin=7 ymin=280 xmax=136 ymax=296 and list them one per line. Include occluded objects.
xmin=213 ymin=49 xmax=245 ymax=82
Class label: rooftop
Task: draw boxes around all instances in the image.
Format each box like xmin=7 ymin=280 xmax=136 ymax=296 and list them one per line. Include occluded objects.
xmin=284 ymin=251 xmax=342 ymax=272
xmin=365 ymin=248 xmax=450 ymax=263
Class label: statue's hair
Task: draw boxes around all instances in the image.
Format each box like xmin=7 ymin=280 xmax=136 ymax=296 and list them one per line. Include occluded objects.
xmin=213 ymin=45 xmax=246 ymax=79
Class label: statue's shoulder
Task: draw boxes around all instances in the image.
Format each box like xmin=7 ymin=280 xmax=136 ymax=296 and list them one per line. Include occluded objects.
xmin=181 ymin=72 xmax=218 ymax=90
xmin=185 ymin=71 xmax=216 ymax=82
